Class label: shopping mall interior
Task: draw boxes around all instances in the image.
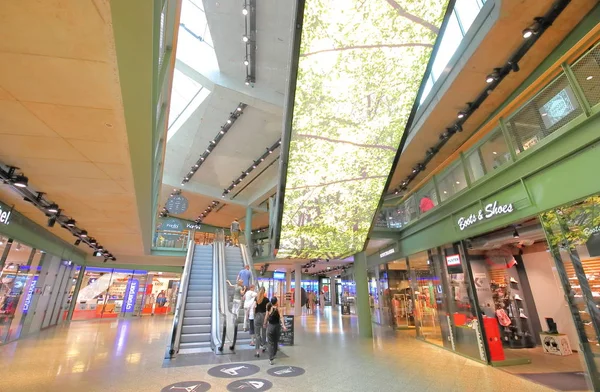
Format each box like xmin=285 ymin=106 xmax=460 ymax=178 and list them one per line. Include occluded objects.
xmin=0 ymin=0 xmax=599 ymax=391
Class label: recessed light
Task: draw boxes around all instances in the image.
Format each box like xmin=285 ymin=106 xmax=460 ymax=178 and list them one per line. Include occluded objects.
xmin=242 ymin=35 xmax=249 ymax=42
xmin=243 ymin=59 xmax=249 ymax=66
xmin=227 ymin=120 xmax=232 ymax=124
xmin=586 ymin=75 xmax=593 ymax=81
xmin=242 ymin=7 xmax=248 ymax=15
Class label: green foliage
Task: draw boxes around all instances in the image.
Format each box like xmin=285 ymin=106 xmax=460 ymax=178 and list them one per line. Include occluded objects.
xmin=278 ymin=0 xmax=449 ymax=259
xmin=541 ymin=195 xmax=600 ymax=249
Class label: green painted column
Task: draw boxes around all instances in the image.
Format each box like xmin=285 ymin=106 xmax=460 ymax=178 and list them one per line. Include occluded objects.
xmin=245 ymin=207 xmax=253 ymax=248
xmin=66 ymin=265 xmax=86 ymax=321
xmin=354 ymin=251 xmax=372 ymax=338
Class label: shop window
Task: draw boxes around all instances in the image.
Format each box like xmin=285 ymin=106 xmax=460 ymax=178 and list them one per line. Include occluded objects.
xmin=408 ymin=251 xmax=445 ymax=346
xmin=416 ymin=181 xmax=438 ymax=214
xmin=465 ymin=128 xmax=511 ymax=183
xmin=403 ymin=195 xmax=419 ymax=224
xmin=0 ymin=242 xmax=35 ymax=343
xmin=541 ymin=194 xmax=600 ymax=386
xmin=506 ymin=73 xmax=583 ymax=154
xmin=436 ymin=163 xmax=467 ymax=202
xmin=570 ymin=44 xmax=600 ymax=109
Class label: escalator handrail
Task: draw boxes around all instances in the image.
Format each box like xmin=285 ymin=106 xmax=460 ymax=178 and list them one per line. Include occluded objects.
xmin=218 ymin=236 xmax=238 ymax=350
xmin=210 ymin=242 xmax=221 ymax=352
xmin=168 ymin=239 xmax=195 ymax=358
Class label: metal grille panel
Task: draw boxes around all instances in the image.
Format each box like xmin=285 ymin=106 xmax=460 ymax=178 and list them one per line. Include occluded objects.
xmin=571 ymin=44 xmax=600 ymax=108
xmin=506 ymin=73 xmax=583 ymax=154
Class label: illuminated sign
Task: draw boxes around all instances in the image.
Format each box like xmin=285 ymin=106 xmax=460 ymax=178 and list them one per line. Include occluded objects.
xmin=22 ymin=276 xmax=38 ymax=313
xmin=446 ymin=254 xmax=461 ymax=266
xmin=124 ymin=279 xmax=139 ymax=313
xmin=277 ymin=0 xmax=449 ymax=259
xmin=457 ymin=201 xmax=514 ymax=231
xmin=186 ymin=223 xmax=202 ymax=230
xmin=0 ymin=205 xmax=12 ymax=225
xmin=379 ymin=248 xmax=395 ymax=258
xmin=273 ymin=272 xmax=286 ymax=280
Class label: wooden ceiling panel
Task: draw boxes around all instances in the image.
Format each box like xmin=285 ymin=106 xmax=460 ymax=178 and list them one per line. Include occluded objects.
xmin=0 ymin=53 xmax=116 ymax=109
xmin=23 ymin=102 xmax=118 ymax=143
xmin=0 ymin=100 xmax=59 ymax=137
xmin=1 ymin=157 xmax=110 ymax=180
xmin=0 ymin=135 xmax=88 ymax=161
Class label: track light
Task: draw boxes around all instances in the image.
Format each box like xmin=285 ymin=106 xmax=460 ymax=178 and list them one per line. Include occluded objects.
xmin=244 ymin=59 xmax=249 ymax=66
xmin=89 ymin=238 xmax=97 ymax=245
xmin=13 ymin=174 xmax=28 ymax=188
xmin=486 ymin=69 xmax=500 ymax=83
xmin=457 ymin=111 xmax=466 ymax=119
xmin=242 ymin=7 xmax=248 ymax=15
xmin=245 ymin=78 xmax=251 ymax=86
xmin=74 ymin=239 xmax=81 ymax=246
xmin=47 ymin=216 xmax=56 ymax=227
xmin=80 ymin=230 xmax=88 ymax=238
xmin=242 ymin=35 xmax=249 ymax=43
xmin=509 ymin=61 xmax=520 ymax=72
xmin=522 ymin=18 xmax=543 ymax=39
xmin=47 ymin=203 xmax=59 ymax=213
xmin=66 ymin=219 xmax=75 ymax=227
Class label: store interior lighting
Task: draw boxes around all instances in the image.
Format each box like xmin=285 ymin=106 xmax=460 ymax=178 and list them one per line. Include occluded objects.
xmin=0 ymin=164 xmax=117 ymax=261
xmin=388 ymin=1 xmax=569 ymax=197
xmin=181 ymin=103 xmax=247 ymax=187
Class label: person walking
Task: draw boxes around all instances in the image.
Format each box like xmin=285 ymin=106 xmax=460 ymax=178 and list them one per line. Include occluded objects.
xmin=264 ymin=297 xmax=286 ymax=365
xmin=237 ymin=265 xmax=252 ymax=288
xmin=253 ymin=287 xmax=269 ymax=357
xmin=243 ymin=284 xmax=257 ymax=332
xmin=319 ymin=291 xmax=326 ymax=314
xmin=230 ymin=218 xmax=240 ymax=246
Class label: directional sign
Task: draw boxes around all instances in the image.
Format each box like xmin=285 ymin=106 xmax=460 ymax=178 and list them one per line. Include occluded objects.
xmin=227 ymin=379 xmax=272 ymax=391
xmin=207 ymin=363 xmax=260 ymax=378
xmin=160 ymin=381 xmax=211 ymax=392
xmin=166 ymin=195 xmax=189 ymax=214
xmin=267 ymin=366 xmax=306 ymax=378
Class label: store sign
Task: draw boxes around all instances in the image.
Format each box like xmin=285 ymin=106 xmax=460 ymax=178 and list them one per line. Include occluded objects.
xmin=22 ymin=276 xmax=38 ymax=313
xmin=124 ymin=279 xmax=139 ymax=313
xmin=585 ymin=226 xmax=600 ymax=257
xmin=379 ymin=248 xmax=395 ymax=258
xmin=457 ymin=201 xmax=514 ymax=231
xmin=0 ymin=206 xmax=12 ymax=225
xmin=446 ymin=254 xmax=461 ymax=266
xmin=186 ymin=223 xmax=202 ymax=230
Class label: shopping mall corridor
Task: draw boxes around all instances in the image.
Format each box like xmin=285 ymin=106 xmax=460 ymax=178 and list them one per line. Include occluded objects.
xmin=0 ymin=310 xmax=554 ymax=391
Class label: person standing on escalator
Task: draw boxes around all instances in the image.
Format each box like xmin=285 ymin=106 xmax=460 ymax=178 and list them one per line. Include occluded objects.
xmin=230 ymin=219 xmax=240 ymax=246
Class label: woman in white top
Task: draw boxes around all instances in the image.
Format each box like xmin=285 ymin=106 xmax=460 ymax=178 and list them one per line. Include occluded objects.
xmin=319 ymin=291 xmax=325 ymax=314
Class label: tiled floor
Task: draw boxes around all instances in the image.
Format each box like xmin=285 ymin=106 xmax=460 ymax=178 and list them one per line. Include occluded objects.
xmin=0 ymin=309 xmax=566 ymax=391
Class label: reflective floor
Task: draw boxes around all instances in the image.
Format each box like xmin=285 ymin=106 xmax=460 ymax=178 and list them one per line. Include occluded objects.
xmin=0 ymin=309 xmax=555 ymax=391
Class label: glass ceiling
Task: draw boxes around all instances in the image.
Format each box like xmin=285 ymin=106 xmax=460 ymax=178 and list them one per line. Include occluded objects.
xmin=420 ymin=0 xmax=487 ymax=104
xmin=167 ymin=0 xmax=218 ymax=141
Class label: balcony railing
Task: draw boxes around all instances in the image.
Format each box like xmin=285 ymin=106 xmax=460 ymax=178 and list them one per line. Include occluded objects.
xmin=376 ymin=42 xmax=600 ymax=230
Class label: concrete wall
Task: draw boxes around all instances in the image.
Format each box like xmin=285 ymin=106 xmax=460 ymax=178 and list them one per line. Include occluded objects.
xmin=521 ymin=251 xmax=579 ymax=346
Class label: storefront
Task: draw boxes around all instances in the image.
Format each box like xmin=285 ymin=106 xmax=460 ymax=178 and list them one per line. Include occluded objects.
xmin=0 ymin=201 xmax=85 ymax=345
xmin=368 ymin=30 xmax=600 ymax=390
xmin=71 ymin=268 xmax=181 ymax=320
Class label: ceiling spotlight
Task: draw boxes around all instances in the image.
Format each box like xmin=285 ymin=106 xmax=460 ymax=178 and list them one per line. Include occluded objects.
xmin=486 ymin=69 xmax=500 ymax=84
xmin=89 ymin=238 xmax=97 ymax=245
xmin=242 ymin=35 xmax=249 ymax=43
xmin=181 ymin=182 xmax=185 ymax=186
xmin=194 ymin=164 xmax=199 ymax=168
xmin=457 ymin=111 xmax=466 ymax=119
xmin=200 ymin=157 xmax=205 ymax=161
xmin=47 ymin=203 xmax=59 ymax=213
xmin=111 ymin=256 xmax=116 ymax=261
xmin=66 ymin=219 xmax=76 ymax=227
xmin=74 ymin=239 xmax=81 ymax=246
xmin=587 ymin=75 xmax=593 ymax=81
xmin=237 ymin=106 xmax=242 ymax=112
xmin=454 ymin=123 xmax=463 ymax=132
xmin=268 ymin=150 xmax=273 ymax=154
xmin=13 ymin=174 xmax=28 ymax=188
xmin=513 ymin=228 xmax=520 ymax=238
xmin=227 ymin=119 xmax=232 ymax=124
xmin=80 ymin=230 xmax=88 ymax=238
xmin=242 ymin=7 xmax=248 ymax=15
xmin=47 ymin=216 xmax=56 ymax=227
xmin=509 ymin=61 xmax=520 ymax=72
xmin=245 ymin=79 xmax=250 ymax=86
xmin=244 ymin=59 xmax=249 ymax=66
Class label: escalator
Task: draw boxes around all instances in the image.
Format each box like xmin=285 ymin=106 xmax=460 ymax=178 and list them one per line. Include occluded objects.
xmin=167 ymin=234 xmax=256 ymax=358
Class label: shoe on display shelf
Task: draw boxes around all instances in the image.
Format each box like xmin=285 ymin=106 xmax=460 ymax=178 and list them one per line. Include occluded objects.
xmin=510 ymin=277 xmax=518 ymax=284
xmin=514 ymin=294 xmax=523 ymax=301
xmin=519 ymin=308 xmax=528 ymax=319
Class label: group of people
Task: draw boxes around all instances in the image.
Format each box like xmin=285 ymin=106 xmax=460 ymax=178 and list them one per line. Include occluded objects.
xmin=226 ymin=265 xmax=287 ymax=365
xmin=304 ymin=290 xmax=326 ymax=315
